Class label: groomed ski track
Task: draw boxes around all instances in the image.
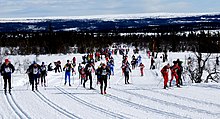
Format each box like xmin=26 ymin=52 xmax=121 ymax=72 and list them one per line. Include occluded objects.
xmin=0 ymin=52 xmax=220 ymax=119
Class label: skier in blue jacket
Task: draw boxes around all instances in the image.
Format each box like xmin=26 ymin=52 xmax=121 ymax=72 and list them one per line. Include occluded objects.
xmin=63 ymin=60 xmax=74 ymax=86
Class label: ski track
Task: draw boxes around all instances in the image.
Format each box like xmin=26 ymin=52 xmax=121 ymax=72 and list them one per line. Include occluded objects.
xmin=62 ymin=88 xmax=152 ymax=119
xmin=55 ymin=86 xmax=129 ymax=119
xmin=5 ymin=93 xmax=30 ymax=119
xmin=33 ymin=91 xmax=82 ymax=119
xmin=10 ymin=94 xmax=32 ymax=118
xmin=127 ymin=86 xmax=220 ymax=109
xmin=146 ymin=70 xmax=220 ymax=108
xmin=91 ymin=89 xmax=191 ymax=119
xmin=111 ymin=87 xmax=220 ymax=117
xmin=192 ymin=84 xmax=220 ymax=90
xmin=3 ymin=51 xmax=220 ymax=118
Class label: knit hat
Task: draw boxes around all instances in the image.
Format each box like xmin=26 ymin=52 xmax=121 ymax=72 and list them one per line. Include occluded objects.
xmin=5 ymin=59 xmax=9 ymax=63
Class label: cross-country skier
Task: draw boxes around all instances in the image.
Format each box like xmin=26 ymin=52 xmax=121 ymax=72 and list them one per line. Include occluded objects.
xmin=54 ymin=61 xmax=62 ymax=73
xmin=95 ymin=64 xmax=102 ymax=85
xmin=47 ymin=63 xmax=53 ymax=71
xmin=99 ymin=63 xmax=111 ymax=94
xmin=123 ymin=63 xmax=132 ymax=84
xmin=108 ymin=61 xmax=114 ymax=76
xmin=139 ymin=63 xmax=145 ymax=76
xmin=72 ymin=57 xmax=76 ymax=68
xmin=0 ymin=59 xmax=15 ymax=94
xmin=27 ymin=61 xmax=41 ymax=91
xmin=95 ymin=51 xmax=101 ymax=62
xmin=78 ymin=63 xmax=82 ymax=80
xmin=176 ymin=59 xmax=183 ymax=86
xmin=83 ymin=61 xmax=95 ymax=89
xmin=137 ymin=55 xmax=142 ymax=66
xmin=131 ymin=56 xmax=136 ymax=69
xmin=150 ymin=57 xmax=155 ymax=70
xmin=161 ymin=63 xmax=170 ymax=89
xmin=79 ymin=66 xmax=86 ymax=85
xmin=40 ymin=62 xmax=47 ymax=87
xmin=121 ymin=57 xmax=129 ymax=75
xmin=170 ymin=62 xmax=180 ymax=87
xmin=63 ymin=60 xmax=74 ymax=86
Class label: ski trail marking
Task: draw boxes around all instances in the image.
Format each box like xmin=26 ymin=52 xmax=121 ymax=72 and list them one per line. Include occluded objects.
xmin=55 ymin=86 xmax=129 ymax=119
xmin=34 ymin=91 xmax=81 ymax=119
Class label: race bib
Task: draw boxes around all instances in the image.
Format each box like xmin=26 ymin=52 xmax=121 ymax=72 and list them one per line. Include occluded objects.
xmin=102 ymin=69 xmax=107 ymax=75
xmin=33 ymin=68 xmax=39 ymax=74
xmin=5 ymin=67 xmax=11 ymax=73
xmin=88 ymin=67 xmax=92 ymax=72
xmin=126 ymin=67 xmax=130 ymax=72
xmin=42 ymin=67 xmax=46 ymax=71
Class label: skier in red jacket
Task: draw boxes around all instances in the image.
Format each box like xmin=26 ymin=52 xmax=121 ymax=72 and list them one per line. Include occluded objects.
xmin=161 ymin=63 xmax=170 ymax=89
xmin=170 ymin=62 xmax=180 ymax=87
xmin=139 ymin=63 xmax=145 ymax=76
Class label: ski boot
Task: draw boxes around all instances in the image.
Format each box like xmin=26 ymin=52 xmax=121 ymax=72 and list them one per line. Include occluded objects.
xmin=176 ymin=84 xmax=180 ymax=88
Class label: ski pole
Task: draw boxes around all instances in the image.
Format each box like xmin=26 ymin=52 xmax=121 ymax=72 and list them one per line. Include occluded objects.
xmin=157 ymin=78 xmax=163 ymax=86
xmin=0 ymin=74 xmax=2 ymax=87
xmin=26 ymin=81 xmax=30 ymax=90
xmin=130 ymin=72 xmax=133 ymax=84
xmin=76 ymin=78 xmax=81 ymax=89
xmin=25 ymin=74 xmax=29 ymax=90
xmin=116 ymin=76 xmax=123 ymax=85
xmin=93 ymin=77 xmax=98 ymax=89
xmin=45 ymin=76 xmax=48 ymax=87
xmin=60 ymin=72 xmax=64 ymax=86
xmin=108 ymin=78 xmax=111 ymax=88
xmin=11 ymin=74 xmax=14 ymax=90
xmin=72 ymin=72 xmax=74 ymax=85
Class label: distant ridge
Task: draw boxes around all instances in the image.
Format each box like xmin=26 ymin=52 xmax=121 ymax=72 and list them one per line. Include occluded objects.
xmin=0 ymin=13 xmax=220 ymax=32
xmin=0 ymin=12 xmax=220 ymax=22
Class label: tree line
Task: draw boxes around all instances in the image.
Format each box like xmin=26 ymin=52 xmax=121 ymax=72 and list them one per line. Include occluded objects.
xmin=0 ymin=30 xmax=220 ymax=55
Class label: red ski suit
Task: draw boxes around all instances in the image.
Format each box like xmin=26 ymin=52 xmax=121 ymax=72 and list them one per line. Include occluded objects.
xmin=139 ymin=64 xmax=145 ymax=76
xmin=161 ymin=65 xmax=169 ymax=87
xmin=170 ymin=64 xmax=180 ymax=85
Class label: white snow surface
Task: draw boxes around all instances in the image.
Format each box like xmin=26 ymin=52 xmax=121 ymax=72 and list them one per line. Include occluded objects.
xmin=0 ymin=51 xmax=220 ymax=119
xmin=0 ymin=12 xmax=220 ymax=22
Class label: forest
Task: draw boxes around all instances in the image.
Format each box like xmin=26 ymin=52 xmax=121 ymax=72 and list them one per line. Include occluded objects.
xmin=0 ymin=30 xmax=220 ymax=55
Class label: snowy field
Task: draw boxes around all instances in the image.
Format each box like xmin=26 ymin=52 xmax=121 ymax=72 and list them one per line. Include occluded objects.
xmin=0 ymin=50 xmax=220 ymax=119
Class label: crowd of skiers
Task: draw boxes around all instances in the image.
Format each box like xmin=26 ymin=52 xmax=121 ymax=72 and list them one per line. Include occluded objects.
xmin=1 ymin=48 xmax=204 ymax=95
xmin=0 ymin=49 xmax=147 ymax=94
xmin=26 ymin=61 xmax=47 ymax=91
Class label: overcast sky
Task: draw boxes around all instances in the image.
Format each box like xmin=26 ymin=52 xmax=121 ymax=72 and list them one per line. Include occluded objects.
xmin=0 ymin=0 xmax=220 ymax=18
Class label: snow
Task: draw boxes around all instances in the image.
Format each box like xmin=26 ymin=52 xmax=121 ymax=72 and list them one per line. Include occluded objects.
xmin=0 ymin=12 xmax=220 ymax=23
xmin=0 ymin=50 xmax=220 ymax=119
xmin=62 ymin=28 xmax=79 ymax=31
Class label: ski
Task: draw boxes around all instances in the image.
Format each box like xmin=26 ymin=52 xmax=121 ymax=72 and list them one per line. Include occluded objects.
xmin=102 ymin=93 xmax=111 ymax=96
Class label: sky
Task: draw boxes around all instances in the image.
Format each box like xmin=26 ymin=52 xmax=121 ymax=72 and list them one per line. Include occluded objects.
xmin=0 ymin=0 xmax=220 ymax=18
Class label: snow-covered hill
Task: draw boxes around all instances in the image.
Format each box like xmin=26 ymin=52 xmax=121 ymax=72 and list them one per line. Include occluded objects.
xmin=0 ymin=51 xmax=220 ymax=119
xmin=1 ymin=12 xmax=220 ymax=21
xmin=0 ymin=13 xmax=220 ymax=32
